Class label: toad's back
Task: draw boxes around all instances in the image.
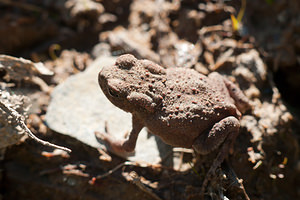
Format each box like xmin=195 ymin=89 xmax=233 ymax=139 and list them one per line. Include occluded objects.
xmin=143 ymin=68 xmax=239 ymax=147
xmin=162 ymin=68 xmax=237 ymax=117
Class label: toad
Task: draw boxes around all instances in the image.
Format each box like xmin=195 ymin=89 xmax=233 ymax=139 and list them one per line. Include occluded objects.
xmin=97 ymin=54 xmax=251 ymax=190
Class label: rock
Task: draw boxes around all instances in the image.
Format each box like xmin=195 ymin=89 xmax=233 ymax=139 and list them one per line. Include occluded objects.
xmin=0 ymin=90 xmax=30 ymax=150
xmin=45 ymin=56 xmax=172 ymax=164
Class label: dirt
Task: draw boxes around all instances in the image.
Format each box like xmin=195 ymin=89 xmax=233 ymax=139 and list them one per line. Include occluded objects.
xmin=0 ymin=0 xmax=299 ymax=200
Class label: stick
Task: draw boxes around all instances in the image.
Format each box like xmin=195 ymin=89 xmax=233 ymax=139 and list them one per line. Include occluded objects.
xmin=124 ymin=171 xmax=163 ymax=200
xmin=0 ymin=100 xmax=72 ymax=153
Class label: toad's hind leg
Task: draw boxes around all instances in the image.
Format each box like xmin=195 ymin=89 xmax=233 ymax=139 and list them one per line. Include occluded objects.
xmin=209 ymin=72 xmax=251 ymax=113
xmin=192 ymin=116 xmax=240 ymax=197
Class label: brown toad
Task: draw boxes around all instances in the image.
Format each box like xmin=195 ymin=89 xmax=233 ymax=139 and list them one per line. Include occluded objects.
xmin=98 ymin=54 xmax=250 ymax=153
xmin=97 ymin=54 xmax=251 ymax=184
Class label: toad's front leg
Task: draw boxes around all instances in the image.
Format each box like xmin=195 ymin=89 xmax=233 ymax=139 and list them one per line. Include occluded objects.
xmin=192 ymin=116 xmax=240 ymax=197
xmin=95 ymin=115 xmax=144 ymax=152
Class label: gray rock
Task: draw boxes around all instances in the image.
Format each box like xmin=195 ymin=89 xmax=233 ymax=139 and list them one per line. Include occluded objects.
xmin=45 ymin=56 xmax=172 ymax=164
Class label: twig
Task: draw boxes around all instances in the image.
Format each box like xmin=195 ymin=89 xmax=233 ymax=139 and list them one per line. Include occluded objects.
xmin=0 ymin=100 xmax=72 ymax=153
xmin=94 ymin=162 xmax=126 ymax=179
xmin=198 ymin=25 xmax=230 ymax=35
xmin=93 ymin=160 xmax=173 ymax=181
xmin=124 ymin=171 xmax=163 ymax=200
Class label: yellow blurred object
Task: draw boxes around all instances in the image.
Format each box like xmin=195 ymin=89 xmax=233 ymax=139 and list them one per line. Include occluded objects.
xmin=282 ymin=157 xmax=288 ymax=165
xmin=49 ymin=44 xmax=61 ymax=60
xmin=231 ymin=14 xmax=240 ymax=31
xmin=231 ymin=0 xmax=246 ymax=32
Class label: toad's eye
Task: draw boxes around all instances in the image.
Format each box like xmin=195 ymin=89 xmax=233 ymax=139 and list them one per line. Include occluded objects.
xmin=108 ymin=88 xmax=119 ymax=97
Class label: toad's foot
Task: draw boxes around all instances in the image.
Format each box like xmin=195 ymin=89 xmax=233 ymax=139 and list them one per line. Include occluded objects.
xmin=95 ymin=130 xmax=129 ymax=153
xmin=200 ymin=141 xmax=231 ymax=199
xmin=192 ymin=116 xmax=240 ymax=198
xmin=95 ymin=116 xmax=144 ymax=153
